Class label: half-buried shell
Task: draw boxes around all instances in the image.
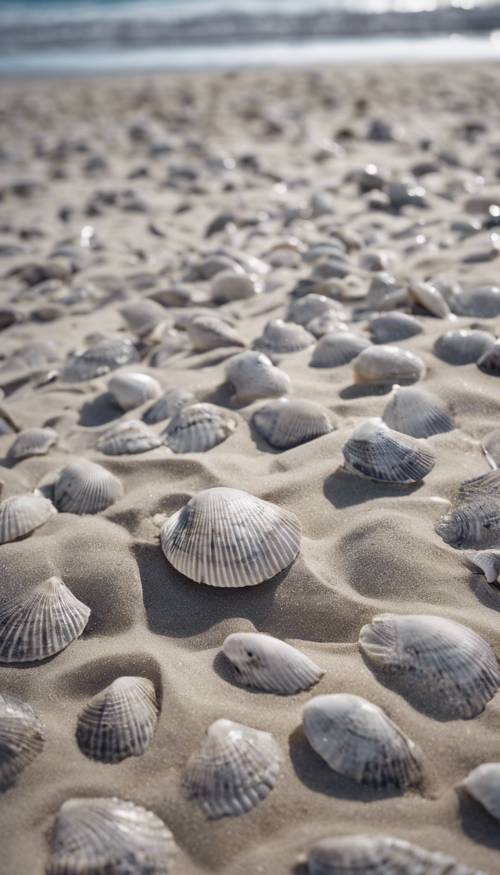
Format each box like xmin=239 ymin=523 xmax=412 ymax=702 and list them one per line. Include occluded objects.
xmin=53 ymin=461 xmax=124 ymax=513
xmin=353 ymin=345 xmax=425 ymax=385
xmin=7 ymin=427 xmax=58 ymax=462
xmin=472 ymin=550 xmax=500 ymax=586
xmin=225 ymin=351 xmax=290 ymax=405
xmin=369 ymin=311 xmax=423 ymax=344
xmin=163 ymin=403 xmax=238 ymax=453
xmin=211 ymin=268 xmax=262 ymax=303
xmin=97 ymin=419 xmax=163 ymax=455
xmin=408 ymin=280 xmax=450 ymax=318
xmin=0 ymin=494 xmax=56 ymax=544
xmin=144 ymin=388 xmax=196 ymax=425
xmin=252 ymin=398 xmax=334 ymax=449
xmin=435 ymin=501 xmax=500 ymax=549
xmin=477 ymin=341 xmax=500 ymax=376
xmin=464 ymin=763 xmax=500 ymax=822
xmin=222 ymin=632 xmax=323 ymax=694
xmin=311 ymin=332 xmax=371 ymax=368
xmin=187 ymin=314 xmax=245 ymax=352
xmin=342 ymin=419 xmax=435 ymax=484
xmin=382 ymin=385 xmax=454 ymax=438
xmin=62 ymin=337 xmax=139 ymax=382
xmin=434 ymin=329 xmax=495 ymax=365
xmin=254 ymin=319 xmax=314 ymax=359
xmin=0 ymin=693 xmax=46 ymax=791
xmin=108 ymin=372 xmax=162 ymax=412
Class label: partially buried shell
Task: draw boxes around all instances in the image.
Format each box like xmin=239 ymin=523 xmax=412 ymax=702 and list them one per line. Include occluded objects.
xmin=0 ymin=576 xmax=90 ymax=663
xmin=302 ymin=693 xmax=422 ymax=789
xmin=452 ymin=285 xmax=500 ymax=318
xmin=211 ymin=268 xmax=262 ymax=303
xmin=477 ymin=341 xmax=500 ymax=376
xmin=54 ymin=461 xmax=124 ymax=514
xmin=97 ymin=419 xmax=163 ymax=455
xmin=163 ymin=403 xmax=238 ymax=453
xmin=62 ymin=337 xmax=139 ymax=381
xmin=434 ymin=329 xmax=495 ymax=365
xmin=7 ymin=427 xmax=58 ymax=462
xmin=287 ymin=294 xmax=346 ymax=327
xmin=254 ymin=319 xmax=314 ymax=359
xmin=48 ymin=797 xmax=177 ymax=875
xmin=120 ymin=299 xmax=166 ymax=336
xmin=382 ymin=385 xmax=454 ymax=438
xmin=187 ymin=314 xmax=245 ymax=351
xmin=184 ymin=718 xmax=282 ymax=818
xmin=0 ymin=693 xmax=45 ymax=791
xmin=76 ymin=676 xmax=159 ymax=763
xmin=144 ymin=388 xmax=195 ymax=425
xmin=0 ymin=493 xmax=56 ymax=544
xmin=464 ymin=763 xmax=500 ymax=822
xmin=342 ymin=419 xmax=435 ymax=484
xmin=472 ymin=549 xmax=500 ymax=585
xmin=353 ymin=345 xmax=425 ymax=385
xmin=160 ymin=487 xmax=300 ymax=587
xmin=108 ymin=372 xmax=162 ymax=411
xmin=456 ymin=470 xmax=500 ymax=504
xmin=359 ymin=613 xmax=499 ymax=719
xmin=310 ymin=332 xmax=371 ymax=368
xmin=252 ymin=398 xmax=333 ymax=449
xmin=435 ymin=501 xmax=500 ymax=549
xmin=369 ymin=311 xmax=423 ymax=344
xmin=307 ymin=313 xmax=348 ymax=338
xmin=408 ymin=280 xmax=450 ymax=318
xmin=225 ymin=351 xmax=290 ymax=405
xmin=222 ymin=632 xmax=323 ymax=694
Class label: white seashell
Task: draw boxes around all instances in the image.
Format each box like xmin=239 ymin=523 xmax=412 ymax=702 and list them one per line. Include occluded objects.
xmin=0 ymin=693 xmax=46 ymax=791
xmin=477 ymin=341 xmax=500 ymax=376
xmin=435 ymin=501 xmax=500 ymax=549
xmin=48 ymin=797 xmax=177 ymax=875
xmin=186 ymin=314 xmax=245 ymax=352
xmin=96 ymin=419 xmax=163 ymax=455
xmin=464 ymin=763 xmax=500 ymax=822
xmin=108 ymin=372 xmax=162 ymax=412
xmin=434 ymin=329 xmax=495 ymax=365
xmin=409 ymin=281 xmax=450 ymax=318
xmin=184 ymin=718 xmax=282 ymax=818
xmin=359 ymin=613 xmax=499 ymax=719
xmin=120 ymin=299 xmax=166 ymax=336
xmin=163 ymin=403 xmax=238 ymax=453
xmin=353 ymin=346 xmax=426 ymax=385
xmin=288 ymin=294 xmax=346 ymax=327
xmin=254 ymin=319 xmax=314 ymax=359
xmin=54 ymin=461 xmax=124 ymax=514
xmin=382 ymin=385 xmax=454 ymax=438
xmin=369 ymin=311 xmax=423 ymax=344
xmin=472 ymin=549 xmax=500 ymax=585
xmin=343 ymin=419 xmax=435 ymax=484
xmin=0 ymin=576 xmax=90 ymax=663
xmin=225 ymin=351 xmax=290 ymax=405
xmin=211 ymin=269 xmax=262 ymax=303
xmin=252 ymin=398 xmax=333 ymax=449
xmin=311 ymin=332 xmax=371 ymax=368
xmin=160 ymin=487 xmax=300 ymax=587
xmin=307 ymin=314 xmax=349 ymax=338
xmin=453 ymin=285 xmax=500 ymax=318
xmin=62 ymin=337 xmax=139 ymax=382
xmin=302 ymin=693 xmax=422 ymax=789
xmin=481 ymin=431 xmax=500 ymax=469
xmin=7 ymin=427 xmax=58 ymax=461
xmin=144 ymin=389 xmax=195 ymax=425
xmin=222 ymin=632 xmax=323 ymax=693
xmin=0 ymin=493 xmax=56 ymax=544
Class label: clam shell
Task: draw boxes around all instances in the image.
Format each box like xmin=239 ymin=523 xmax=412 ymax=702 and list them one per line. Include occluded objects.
xmin=120 ymin=299 xmax=166 ymax=336
xmin=342 ymin=419 xmax=435 ymax=484
xmin=97 ymin=419 xmax=163 ymax=456
xmin=369 ymin=311 xmax=423 ymax=344
xmin=477 ymin=341 xmax=500 ymax=376
xmin=108 ymin=372 xmax=162 ymax=412
xmin=254 ymin=319 xmax=314 ymax=359
xmin=225 ymin=351 xmax=290 ymax=405
xmin=211 ymin=269 xmax=262 ymax=303
xmin=307 ymin=314 xmax=349 ymax=339
xmin=435 ymin=501 xmax=500 ymax=549
xmin=434 ymin=329 xmax=495 ymax=365
xmin=187 ymin=314 xmax=245 ymax=352
xmin=409 ymin=281 xmax=450 ymax=318
xmin=0 ymin=693 xmax=45 ymax=791
xmin=302 ymin=693 xmax=422 ymax=789
xmin=359 ymin=613 xmax=499 ymax=719
xmin=0 ymin=576 xmax=90 ymax=663
xmin=163 ymin=403 xmax=238 ymax=453
xmin=464 ymin=763 xmax=500 ymax=822
xmin=353 ymin=346 xmax=425 ymax=385
xmin=453 ymin=285 xmax=500 ymax=318
xmin=222 ymin=632 xmax=323 ymax=694
xmin=252 ymin=398 xmax=333 ymax=449
xmin=160 ymin=486 xmax=300 ymax=587
xmin=0 ymin=494 xmax=56 ymax=544
xmin=311 ymin=332 xmax=371 ymax=368
xmin=48 ymin=797 xmax=177 ymax=875
xmin=54 ymin=461 xmax=124 ymax=514
xmin=365 ymin=274 xmax=407 ymax=311
xmin=7 ymin=427 xmax=58 ymax=461
xmin=382 ymin=385 xmax=454 ymax=438
xmin=287 ymin=294 xmax=346 ymax=327
xmin=185 ymin=718 xmax=282 ymax=818
xmin=472 ymin=549 xmax=500 ymax=584
xmin=144 ymin=389 xmax=196 ymax=425
xmin=62 ymin=337 xmax=139 ymax=382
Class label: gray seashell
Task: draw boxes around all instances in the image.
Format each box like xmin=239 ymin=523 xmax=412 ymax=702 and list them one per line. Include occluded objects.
xmin=62 ymin=337 xmax=139 ymax=382
xmin=472 ymin=549 xmax=500 ymax=585
xmin=307 ymin=314 xmax=349 ymax=338
xmin=287 ymin=294 xmax=346 ymax=327
xmin=457 ymin=470 xmax=500 ymax=504
xmin=187 ymin=314 xmax=245 ymax=352
xmin=408 ymin=281 xmax=450 ymax=318
xmin=453 ymin=285 xmax=500 ymax=318
xmin=365 ymin=274 xmax=407 ymax=311
xmin=184 ymin=718 xmax=282 ymax=818
xmin=302 ymin=693 xmax=421 ymax=789
xmin=144 ymin=389 xmax=196 ymax=425
xmin=382 ymin=385 xmax=454 ymax=438
xmin=0 ymin=340 xmax=58 ymax=373
xmin=211 ymin=269 xmax=262 ymax=303
xmin=163 ymin=403 xmax=238 ymax=453
xmin=254 ymin=320 xmax=314 ymax=359
xmin=97 ymin=420 xmax=163 ymax=456
xmin=0 ymin=693 xmax=46 ymax=791
xmin=343 ymin=419 xmax=435 ymax=484
xmin=353 ymin=346 xmax=426 ymax=385
xmin=108 ymin=372 xmax=162 ymax=412
xmin=0 ymin=576 xmax=90 ymax=663
xmin=7 ymin=427 xmax=58 ymax=462
xmin=48 ymin=797 xmax=177 ymax=875
xmin=120 ymin=299 xmax=166 ymax=336
xmin=464 ymin=763 xmax=500 ymax=822
xmin=0 ymin=494 xmax=56 ymax=544
xmin=225 ymin=351 xmax=290 ymax=405
xmin=436 ymin=501 xmax=500 ymax=549
xmin=54 ymin=461 xmax=124 ymax=514
xmin=477 ymin=341 xmax=500 ymax=376
xmin=222 ymin=632 xmax=323 ymax=694
xmin=481 ymin=431 xmax=500 ymax=469
xmin=252 ymin=398 xmax=333 ymax=449
xmin=369 ymin=311 xmax=423 ymax=344
xmin=160 ymin=487 xmax=300 ymax=587
xmin=359 ymin=613 xmax=499 ymax=719
xmin=311 ymin=332 xmax=371 ymax=368
xmin=434 ymin=329 xmax=495 ymax=365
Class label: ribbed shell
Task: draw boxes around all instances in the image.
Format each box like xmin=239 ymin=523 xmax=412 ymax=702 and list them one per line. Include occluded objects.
xmin=472 ymin=550 xmax=500 ymax=584
xmin=160 ymin=487 xmax=301 ymax=587
xmin=254 ymin=320 xmax=314 ymax=358
xmin=478 ymin=342 xmax=500 ymax=376
xmin=211 ymin=269 xmax=262 ymax=303
xmin=222 ymin=632 xmax=323 ymax=694
xmin=62 ymin=337 xmax=139 ymax=382
xmin=185 ymin=718 xmax=282 ymax=818
xmin=54 ymin=461 xmax=124 ymax=514
xmin=311 ymin=332 xmax=371 ymax=368
xmin=0 ymin=693 xmax=46 ymax=790
xmin=7 ymin=427 xmax=58 ymax=461
xmin=225 ymin=351 xmax=290 ymax=405
xmin=287 ymin=294 xmax=345 ymax=327
xmin=108 ymin=372 xmax=162 ymax=412
xmin=48 ymin=797 xmax=177 ymax=875
xmin=342 ymin=419 xmax=435 ymax=484
xmin=187 ymin=315 xmax=245 ymax=351
xmin=435 ymin=501 xmax=500 ymax=549
xmin=97 ymin=420 xmax=163 ymax=455
xmin=144 ymin=389 xmax=196 ymax=425
xmin=464 ymin=763 xmax=500 ymax=822
xmin=453 ymin=285 xmax=500 ymax=318
xmin=353 ymin=346 xmax=425 ymax=385
xmin=382 ymin=385 xmax=454 ymax=438
xmin=0 ymin=494 xmax=56 ymax=544
xmin=434 ymin=330 xmax=495 ymax=365
xmin=307 ymin=314 xmax=349 ymax=339
xmin=0 ymin=576 xmax=90 ymax=663
xmin=409 ymin=281 xmax=450 ymax=318
xmin=359 ymin=613 xmax=499 ymax=719
xmin=457 ymin=470 xmax=500 ymax=503
xmin=120 ymin=299 xmax=166 ymax=336
xmin=252 ymin=398 xmax=333 ymax=449
xmin=76 ymin=677 xmax=159 ymax=763
xmin=163 ymin=403 xmax=238 ymax=453
xmin=369 ymin=312 xmax=423 ymax=344
xmin=302 ymin=694 xmax=422 ymax=789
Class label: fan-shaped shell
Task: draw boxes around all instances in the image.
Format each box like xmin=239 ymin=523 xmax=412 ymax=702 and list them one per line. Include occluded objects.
xmin=120 ymin=299 xmax=166 ymax=336
xmin=287 ymin=294 xmax=346 ymax=327
xmin=453 ymin=285 xmax=500 ymax=318
xmin=7 ymin=427 xmax=58 ymax=462
xmin=163 ymin=403 xmax=238 ymax=453
xmin=48 ymin=797 xmax=177 ymax=875
xmin=211 ymin=269 xmax=262 ymax=303
xmin=409 ymin=281 xmax=450 ymax=318
xmin=225 ymin=351 xmax=290 ymax=405
xmin=302 ymin=693 xmax=421 ymax=789
xmin=0 ymin=493 xmax=56 ymax=544
xmin=62 ymin=337 xmax=139 ymax=382
xmin=382 ymin=385 xmax=454 ymax=438
xmin=184 ymin=718 xmax=282 ymax=818
xmin=342 ymin=419 xmax=435 ymax=483
xmin=311 ymin=332 xmax=371 ymax=368
xmin=0 ymin=693 xmax=45 ymax=790
xmin=477 ymin=342 xmax=500 ymax=376
xmin=222 ymin=632 xmax=323 ymax=694
xmin=144 ymin=389 xmax=196 ymax=425
xmin=0 ymin=576 xmax=90 ymax=663
xmin=434 ymin=330 xmax=495 ymax=365
xmin=252 ymin=398 xmax=333 ymax=449
xmin=54 ymin=461 xmax=124 ymax=514
xmin=353 ymin=346 xmax=425 ymax=385
xmin=108 ymin=372 xmax=162 ymax=412
xmin=369 ymin=311 xmax=423 ymax=344
xmin=307 ymin=314 xmax=349 ymax=339
xmin=359 ymin=613 xmax=499 ymax=719
xmin=160 ymin=487 xmax=300 ymax=587
xmin=457 ymin=470 xmax=500 ymax=504
xmin=97 ymin=419 xmax=163 ymax=455
xmin=254 ymin=320 xmax=314 ymax=359
xmin=187 ymin=314 xmax=245 ymax=352
xmin=472 ymin=549 xmax=500 ymax=585
xmin=435 ymin=501 xmax=500 ymax=549
xmin=464 ymin=763 xmax=500 ymax=822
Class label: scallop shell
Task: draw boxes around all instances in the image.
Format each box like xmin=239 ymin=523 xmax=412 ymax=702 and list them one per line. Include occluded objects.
xmin=0 ymin=576 xmax=90 ymax=663
xmin=0 ymin=693 xmax=46 ymax=791
xmin=342 ymin=419 xmax=435 ymax=484
xmin=187 ymin=314 xmax=245 ymax=352
xmin=302 ymin=693 xmax=422 ymax=789
xmin=76 ymin=676 xmax=159 ymax=763
xmin=464 ymin=763 xmax=500 ymax=822
xmin=382 ymin=385 xmax=454 ymax=438
xmin=252 ymin=398 xmax=333 ymax=449
xmin=211 ymin=269 xmax=262 ymax=303
xmin=456 ymin=470 xmax=500 ymax=504
xmin=222 ymin=632 xmax=323 ymax=694
xmin=62 ymin=337 xmax=139 ymax=382
xmin=144 ymin=388 xmax=196 ymax=425
xmin=7 ymin=427 xmax=58 ymax=462
xmin=184 ymin=718 xmax=282 ymax=818
xmin=120 ymin=299 xmax=166 ymax=336
xmin=434 ymin=330 xmax=495 ymax=365
xmin=369 ymin=311 xmax=423 ymax=344
xmin=477 ymin=341 xmax=500 ymax=376
xmin=409 ymin=281 xmax=450 ymax=318
xmin=160 ymin=487 xmax=301 ymax=587
xmin=311 ymin=332 xmax=371 ymax=368
xmin=359 ymin=613 xmax=499 ymax=719
xmin=453 ymin=285 xmax=500 ymax=318
xmin=435 ymin=501 xmax=500 ymax=549
xmin=54 ymin=461 xmax=124 ymax=514
xmin=108 ymin=372 xmax=162 ymax=412
xmin=472 ymin=549 xmax=500 ymax=585
xmin=287 ymin=294 xmax=346 ymax=327
xmin=0 ymin=494 xmax=56 ymax=544
xmin=353 ymin=346 xmax=426 ymax=385
xmin=225 ymin=351 xmax=290 ymax=405
xmin=163 ymin=403 xmax=238 ymax=453
xmin=97 ymin=419 xmax=163 ymax=456
xmin=48 ymin=797 xmax=177 ymax=875
xmin=254 ymin=320 xmax=314 ymax=359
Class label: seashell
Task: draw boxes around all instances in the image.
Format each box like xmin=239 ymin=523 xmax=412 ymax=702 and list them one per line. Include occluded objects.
xmin=369 ymin=311 xmax=423 ymax=344
xmin=464 ymin=763 xmax=500 ymax=822
xmin=307 ymin=314 xmax=349 ymax=338
xmin=144 ymin=388 xmax=196 ymax=425
xmin=76 ymin=676 xmax=159 ymax=763
xmin=48 ymin=797 xmax=177 ymax=875
xmin=359 ymin=613 xmax=499 ymax=719
xmin=120 ymin=299 xmax=166 ymax=336
xmin=0 ymin=576 xmax=90 ymax=663
xmin=252 ymin=398 xmax=333 ymax=449
xmin=97 ymin=419 xmax=163 ymax=455
xmin=108 ymin=372 xmax=162 ymax=412
xmin=54 ymin=461 xmax=124 ymax=514
xmin=225 ymin=351 xmax=290 ymax=405
xmin=435 ymin=501 xmax=500 ymax=549
xmin=222 ymin=631 xmax=323 ymax=693
xmin=287 ymin=294 xmax=346 ymax=327
xmin=408 ymin=281 xmax=450 ymax=318
xmin=311 ymin=332 xmax=371 ymax=368
xmin=482 ymin=431 xmax=500 ymax=469
xmin=7 ymin=427 xmax=58 ymax=462
xmin=163 ymin=403 xmax=238 ymax=453
xmin=0 ymin=340 xmax=58 ymax=372
xmin=382 ymin=385 xmax=454 ymax=438
xmin=456 ymin=470 xmax=500 ymax=504
xmin=434 ymin=329 xmax=495 ymax=365
xmin=353 ymin=346 xmax=426 ymax=385
xmin=184 ymin=718 xmax=282 ymax=818
xmin=160 ymin=487 xmax=300 ymax=587
xmin=0 ymin=693 xmax=46 ymax=791
xmin=477 ymin=341 xmax=500 ymax=376
xmin=453 ymin=285 xmax=500 ymax=318
xmin=0 ymin=493 xmax=56 ymax=544
xmin=472 ymin=549 xmax=500 ymax=586
xmin=302 ymin=693 xmax=421 ymax=789
xmin=365 ymin=274 xmax=407 ymax=311
xmin=211 ymin=268 xmax=262 ymax=303
xmin=186 ymin=314 xmax=245 ymax=352
xmin=62 ymin=337 xmax=139 ymax=382
xmin=254 ymin=320 xmax=314 ymax=359
xmin=343 ymin=419 xmax=435 ymax=484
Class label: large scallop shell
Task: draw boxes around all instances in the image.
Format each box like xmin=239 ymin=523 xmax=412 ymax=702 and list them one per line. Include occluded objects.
xmin=211 ymin=269 xmax=262 ymax=303
xmin=48 ymin=797 xmax=177 ymax=875
xmin=369 ymin=311 xmax=423 ymax=344
xmin=62 ymin=337 xmax=139 ymax=382
xmin=359 ymin=613 xmax=499 ymax=719
xmin=184 ymin=718 xmax=282 ymax=818
xmin=453 ymin=285 xmax=500 ymax=318
xmin=54 ymin=461 xmax=124 ymax=514
xmin=0 ymin=576 xmax=90 ymax=663
xmin=187 ymin=314 xmax=245 ymax=351
xmin=353 ymin=345 xmax=425 ymax=385
xmin=302 ymin=693 xmax=422 ymax=789
xmin=342 ymin=419 xmax=435 ymax=484
xmin=97 ymin=419 xmax=163 ymax=455
xmin=464 ymin=763 xmax=500 ymax=822
xmin=254 ymin=319 xmax=314 ymax=359
xmin=144 ymin=388 xmax=196 ymax=425
xmin=160 ymin=487 xmax=300 ymax=587
xmin=434 ymin=329 xmax=495 ymax=365
xmin=472 ymin=549 xmax=500 ymax=585
xmin=252 ymin=398 xmax=333 ymax=449
xmin=0 ymin=493 xmax=56 ymax=544
xmin=0 ymin=693 xmax=46 ymax=791
xmin=409 ymin=280 xmax=450 ymax=318
xmin=7 ymin=427 xmax=58 ymax=462
xmin=163 ymin=403 xmax=238 ymax=453
xmin=435 ymin=501 xmax=500 ymax=549
xmin=108 ymin=372 xmax=162 ymax=412
xmin=222 ymin=632 xmax=323 ymax=694
xmin=311 ymin=332 xmax=371 ymax=368
xmin=225 ymin=351 xmax=290 ymax=405
xmin=477 ymin=341 xmax=500 ymax=376
xmin=382 ymin=385 xmax=454 ymax=438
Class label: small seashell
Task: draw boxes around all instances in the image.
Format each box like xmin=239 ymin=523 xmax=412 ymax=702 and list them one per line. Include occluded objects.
xmin=0 ymin=576 xmax=90 ymax=663
xmin=48 ymin=797 xmax=177 ymax=875
xmin=369 ymin=311 xmax=423 ymax=344
xmin=311 ymin=332 xmax=371 ymax=368
xmin=408 ymin=281 xmax=450 ymax=318
xmin=435 ymin=501 xmax=500 ymax=549
xmin=163 ymin=402 xmax=238 ymax=453
xmin=211 ymin=268 xmax=262 ymax=303
xmin=472 ymin=549 xmax=500 ymax=585
xmin=0 ymin=493 xmax=56 ymax=544
xmin=222 ymin=631 xmax=323 ymax=694
xmin=302 ymin=693 xmax=421 ymax=789
xmin=0 ymin=340 xmax=58 ymax=372
xmin=353 ymin=346 xmax=426 ymax=385
xmin=108 ymin=372 xmax=162 ymax=412
xmin=62 ymin=337 xmax=139 ymax=382
xmin=97 ymin=419 xmax=163 ymax=455
xmin=453 ymin=285 xmax=500 ymax=318
xmin=359 ymin=613 xmax=499 ymax=719
xmin=144 ymin=388 xmax=196 ymax=425
xmin=477 ymin=341 xmax=500 ymax=376
xmin=482 ymin=431 xmax=500 ymax=469
xmin=343 ymin=419 xmax=435 ymax=484
xmin=0 ymin=693 xmax=46 ymax=791
xmin=307 ymin=313 xmax=349 ymax=338
xmin=187 ymin=314 xmax=245 ymax=352
xmin=457 ymin=470 xmax=500 ymax=504
xmin=464 ymin=763 xmax=500 ymax=822
xmin=160 ymin=487 xmax=300 ymax=587
xmin=54 ymin=460 xmax=124 ymax=514
xmin=184 ymin=718 xmax=282 ymax=818
xmin=120 ymin=299 xmax=166 ymax=336
xmin=254 ymin=319 xmax=314 ymax=359
xmin=382 ymin=385 xmax=454 ymax=438
xmin=7 ymin=427 xmax=58 ymax=462
xmin=365 ymin=274 xmax=407 ymax=311
xmin=225 ymin=351 xmax=290 ymax=405
xmin=287 ymin=294 xmax=346 ymax=327
xmin=434 ymin=329 xmax=495 ymax=365
xmin=252 ymin=398 xmax=333 ymax=449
